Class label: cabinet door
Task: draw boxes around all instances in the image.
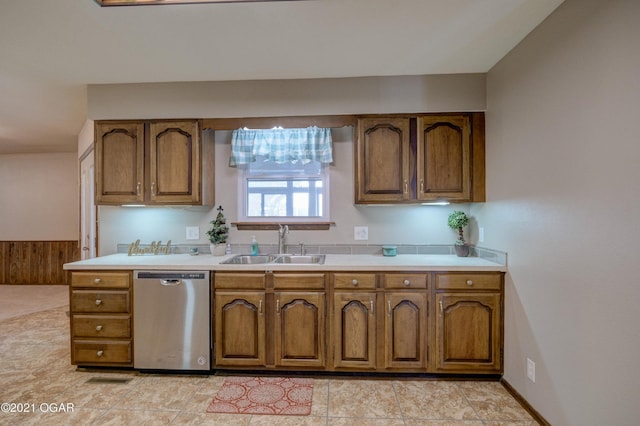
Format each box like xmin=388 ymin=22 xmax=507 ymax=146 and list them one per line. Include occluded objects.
xmin=148 ymin=121 xmax=201 ymax=204
xmin=355 ymin=118 xmax=411 ymax=203
xmin=274 ymin=292 xmax=325 ymax=368
xmin=214 ymin=292 xmax=266 ymax=367
xmin=333 ymin=292 xmax=377 ymax=369
xmin=417 ymin=115 xmax=471 ymax=201
xmin=384 ymin=292 xmax=427 ymax=369
xmin=435 ymin=292 xmax=501 ymax=373
xmin=95 ymin=122 xmax=144 ymax=204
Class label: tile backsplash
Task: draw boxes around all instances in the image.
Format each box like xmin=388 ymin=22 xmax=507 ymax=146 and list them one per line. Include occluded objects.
xmin=116 ymin=243 xmax=507 ymax=265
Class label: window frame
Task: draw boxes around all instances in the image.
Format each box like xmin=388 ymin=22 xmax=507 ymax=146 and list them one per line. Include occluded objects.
xmin=237 ymin=161 xmax=331 ymax=224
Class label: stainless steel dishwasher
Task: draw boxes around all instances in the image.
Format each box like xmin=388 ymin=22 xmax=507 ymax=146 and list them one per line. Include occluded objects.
xmin=133 ymin=271 xmax=210 ymax=371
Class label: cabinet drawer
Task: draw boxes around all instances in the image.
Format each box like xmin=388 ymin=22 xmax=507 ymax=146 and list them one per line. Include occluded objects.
xmin=333 ymin=273 xmax=376 ymax=289
xmin=71 ymin=271 xmax=130 ymax=289
xmin=435 ymin=273 xmax=502 ymax=290
xmin=383 ymin=273 xmax=428 ymax=289
xmin=72 ymin=314 xmax=131 ymax=338
xmin=72 ymin=340 xmax=132 ymax=364
xmin=215 ymin=273 xmax=265 ymax=289
xmin=273 ymin=273 xmax=325 ymax=290
xmin=71 ymin=290 xmax=130 ymax=313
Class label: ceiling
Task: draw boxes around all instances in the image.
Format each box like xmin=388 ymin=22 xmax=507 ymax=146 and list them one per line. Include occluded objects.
xmin=0 ymin=0 xmax=564 ymax=154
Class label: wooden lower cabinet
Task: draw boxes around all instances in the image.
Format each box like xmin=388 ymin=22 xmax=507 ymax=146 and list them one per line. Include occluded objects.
xmin=69 ymin=271 xmax=132 ymax=367
xmin=213 ymin=273 xmax=326 ymax=369
xmin=214 ymin=291 xmax=266 ymax=367
xmin=211 ymin=270 xmax=504 ymax=375
xmin=384 ymin=292 xmax=428 ymax=370
xmin=434 ymin=272 xmax=503 ymax=373
xmin=332 ymin=292 xmax=377 ymax=370
xmin=274 ymin=291 xmax=325 ymax=368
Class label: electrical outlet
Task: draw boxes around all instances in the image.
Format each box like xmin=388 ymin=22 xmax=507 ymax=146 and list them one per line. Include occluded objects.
xmin=527 ymin=358 xmax=536 ymax=383
xmin=354 ymin=226 xmax=368 ymax=241
xmin=185 ymin=226 xmax=199 ymax=240
xmin=479 ymin=227 xmax=485 ymax=243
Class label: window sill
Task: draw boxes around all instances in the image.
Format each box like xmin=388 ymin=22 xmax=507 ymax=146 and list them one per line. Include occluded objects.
xmin=232 ymin=222 xmax=334 ymax=231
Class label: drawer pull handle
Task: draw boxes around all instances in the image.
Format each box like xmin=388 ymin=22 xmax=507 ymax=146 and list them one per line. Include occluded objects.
xmin=95 ymin=325 xmax=103 ymax=332
xmin=276 ymin=299 xmax=280 ymax=314
xmin=352 ymin=279 xmax=358 ymax=286
xmin=439 ymin=300 xmax=443 ymax=314
xmin=466 ymin=279 xmax=473 ymax=286
xmin=151 ymin=182 xmax=156 ymax=197
xmin=136 ymin=181 xmax=141 ymax=196
xmin=403 ymin=279 xmax=410 ymax=286
xmin=258 ymin=299 xmax=263 ymax=315
xmin=370 ymin=300 xmax=374 ymax=315
xmin=96 ymin=350 xmax=104 ymax=357
xmin=404 ymin=179 xmax=408 ymax=194
xmin=387 ymin=300 xmax=392 ymax=316
xmin=95 ymin=299 xmax=102 ymax=306
xmin=94 ymin=278 xmax=102 ymax=284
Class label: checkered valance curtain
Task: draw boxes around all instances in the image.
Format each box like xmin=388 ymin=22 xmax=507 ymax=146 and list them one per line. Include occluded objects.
xmin=228 ymin=127 xmax=333 ymax=167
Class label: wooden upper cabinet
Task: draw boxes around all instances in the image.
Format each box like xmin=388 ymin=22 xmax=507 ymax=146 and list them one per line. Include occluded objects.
xmin=95 ymin=122 xmax=145 ymax=204
xmin=355 ymin=113 xmax=485 ymax=204
xmin=95 ymin=120 xmax=214 ymax=206
xmin=417 ymin=115 xmax=470 ymax=201
xmin=149 ymin=121 xmax=200 ymax=204
xmin=355 ymin=117 xmax=411 ymax=203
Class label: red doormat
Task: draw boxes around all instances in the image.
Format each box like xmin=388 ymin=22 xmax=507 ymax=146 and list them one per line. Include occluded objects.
xmin=207 ymin=377 xmax=314 ymax=415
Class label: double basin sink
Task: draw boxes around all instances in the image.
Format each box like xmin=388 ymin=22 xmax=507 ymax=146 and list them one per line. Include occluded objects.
xmin=221 ymin=254 xmax=326 ymax=265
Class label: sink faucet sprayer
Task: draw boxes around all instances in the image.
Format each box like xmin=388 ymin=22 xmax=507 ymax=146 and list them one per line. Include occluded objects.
xmin=278 ymin=224 xmax=289 ymax=254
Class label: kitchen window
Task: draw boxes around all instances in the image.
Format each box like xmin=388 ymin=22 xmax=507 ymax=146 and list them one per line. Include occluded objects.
xmin=230 ymin=127 xmax=332 ymax=223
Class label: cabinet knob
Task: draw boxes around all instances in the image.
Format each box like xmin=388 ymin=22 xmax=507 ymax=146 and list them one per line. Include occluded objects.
xmin=466 ymin=279 xmax=473 ymax=286
xmin=403 ymin=279 xmax=411 ymax=286
xmin=352 ymin=279 xmax=359 ymax=286
xmin=95 ymin=299 xmax=102 ymax=306
xmin=95 ymin=325 xmax=103 ymax=332
xmin=94 ymin=278 xmax=102 ymax=284
xmin=96 ymin=350 xmax=104 ymax=357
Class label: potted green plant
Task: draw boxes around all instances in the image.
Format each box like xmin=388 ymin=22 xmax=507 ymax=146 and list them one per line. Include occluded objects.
xmin=207 ymin=205 xmax=229 ymax=256
xmin=447 ymin=210 xmax=470 ymax=257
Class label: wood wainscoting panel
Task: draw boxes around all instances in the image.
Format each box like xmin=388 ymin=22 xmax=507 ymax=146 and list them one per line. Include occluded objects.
xmin=0 ymin=241 xmax=80 ymax=285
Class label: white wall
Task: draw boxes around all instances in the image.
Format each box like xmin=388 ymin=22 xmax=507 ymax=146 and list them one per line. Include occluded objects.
xmin=88 ymin=74 xmax=486 ymax=119
xmin=90 ymin=75 xmax=485 ymax=254
xmin=0 ymin=153 xmax=78 ymax=240
xmin=473 ymin=0 xmax=640 ymax=424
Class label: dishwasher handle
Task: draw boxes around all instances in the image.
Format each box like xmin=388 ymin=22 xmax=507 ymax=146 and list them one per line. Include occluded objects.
xmin=160 ymin=279 xmax=182 ymax=286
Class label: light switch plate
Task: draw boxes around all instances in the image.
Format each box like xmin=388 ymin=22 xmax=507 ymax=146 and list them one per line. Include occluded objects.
xmin=354 ymin=226 xmax=368 ymax=240
xmin=186 ymin=226 xmax=200 ymax=240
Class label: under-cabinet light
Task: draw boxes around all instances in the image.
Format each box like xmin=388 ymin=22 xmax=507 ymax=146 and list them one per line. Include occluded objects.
xmin=421 ymin=201 xmax=450 ymax=206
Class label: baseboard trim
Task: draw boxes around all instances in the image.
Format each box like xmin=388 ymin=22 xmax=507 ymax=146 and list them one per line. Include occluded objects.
xmin=500 ymin=378 xmax=551 ymax=426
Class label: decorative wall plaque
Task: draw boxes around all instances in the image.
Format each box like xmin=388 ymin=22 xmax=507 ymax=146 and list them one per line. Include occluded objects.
xmin=127 ymin=240 xmax=172 ymax=256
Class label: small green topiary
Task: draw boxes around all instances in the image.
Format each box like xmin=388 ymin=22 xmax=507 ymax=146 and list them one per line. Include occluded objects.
xmin=447 ymin=210 xmax=469 ymax=245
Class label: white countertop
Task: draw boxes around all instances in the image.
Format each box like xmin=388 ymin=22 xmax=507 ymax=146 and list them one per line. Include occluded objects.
xmin=64 ymin=253 xmax=506 ymax=272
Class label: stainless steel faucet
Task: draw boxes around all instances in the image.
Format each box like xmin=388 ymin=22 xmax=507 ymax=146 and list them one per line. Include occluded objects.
xmin=278 ymin=224 xmax=289 ymax=254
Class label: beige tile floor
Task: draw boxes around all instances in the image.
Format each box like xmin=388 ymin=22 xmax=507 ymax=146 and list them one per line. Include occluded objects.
xmin=0 ymin=286 xmax=538 ymax=426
